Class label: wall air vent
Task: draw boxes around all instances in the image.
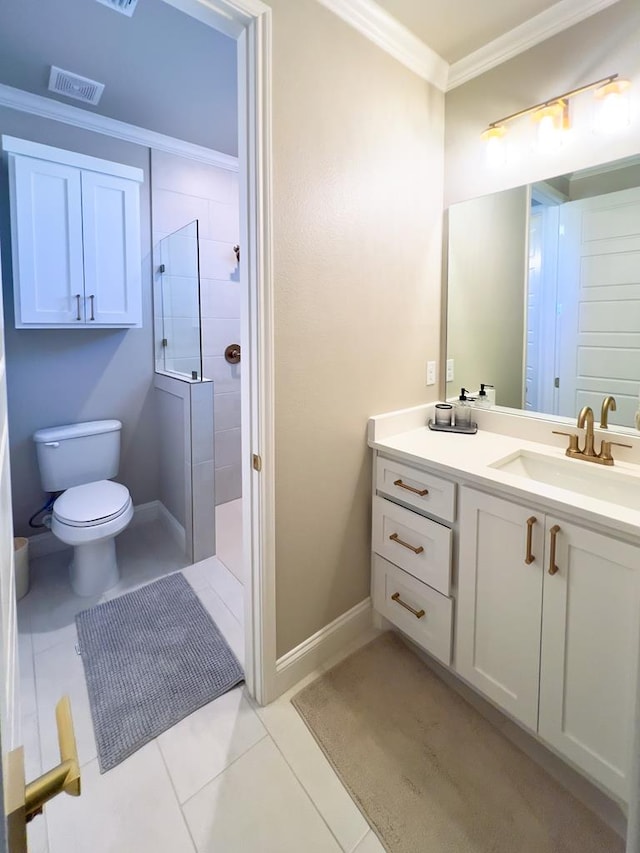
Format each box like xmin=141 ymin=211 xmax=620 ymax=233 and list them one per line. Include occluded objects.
xmin=94 ymin=0 xmax=139 ymax=16
xmin=48 ymin=67 xmax=105 ymax=106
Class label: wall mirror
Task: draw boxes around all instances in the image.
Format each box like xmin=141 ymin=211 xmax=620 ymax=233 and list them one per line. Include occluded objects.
xmin=445 ymin=153 xmax=640 ymax=433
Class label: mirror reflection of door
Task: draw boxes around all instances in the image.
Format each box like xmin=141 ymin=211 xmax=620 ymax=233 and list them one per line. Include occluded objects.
xmin=526 ymin=184 xmax=640 ymax=427
xmin=556 ymin=187 xmax=640 ymax=427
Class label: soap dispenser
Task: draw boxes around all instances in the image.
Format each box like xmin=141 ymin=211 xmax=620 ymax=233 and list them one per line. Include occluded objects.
xmin=475 ymin=383 xmax=495 ymax=409
xmin=455 ymin=389 xmax=472 ymax=427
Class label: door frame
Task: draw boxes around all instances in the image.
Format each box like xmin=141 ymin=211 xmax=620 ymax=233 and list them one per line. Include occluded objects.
xmin=162 ymin=0 xmax=277 ymax=704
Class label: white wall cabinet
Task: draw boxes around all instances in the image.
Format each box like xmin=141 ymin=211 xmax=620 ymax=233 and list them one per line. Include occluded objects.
xmin=2 ymin=136 xmax=143 ymax=329
xmin=456 ymin=485 xmax=640 ymax=801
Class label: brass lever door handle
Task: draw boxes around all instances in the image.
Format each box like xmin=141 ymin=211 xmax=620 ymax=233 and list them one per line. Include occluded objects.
xmin=6 ymin=697 xmax=81 ymax=850
xmin=548 ymin=525 xmax=561 ymax=575
xmin=25 ymin=696 xmax=81 ymax=821
xmin=524 ymin=516 xmax=537 ymax=564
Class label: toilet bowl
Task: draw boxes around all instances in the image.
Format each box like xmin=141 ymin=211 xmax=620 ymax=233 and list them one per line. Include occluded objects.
xmin=34 ymin=419 xmax=132 ymax=597
xmin=51 ymin=480 xmax=133 ymax=596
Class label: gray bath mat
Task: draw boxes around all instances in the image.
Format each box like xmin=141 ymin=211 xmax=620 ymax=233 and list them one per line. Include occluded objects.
xmin=76 ymin=572 xmax=244 ymax=772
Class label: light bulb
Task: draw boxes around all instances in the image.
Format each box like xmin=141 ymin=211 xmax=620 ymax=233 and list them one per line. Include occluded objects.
xmin=481 ymin=125 xmax=507 ymax=167
xmin=532 ymin=101 xmax=569 ymax=152
xmin=595 ymin=79 xmax=631 ymax=132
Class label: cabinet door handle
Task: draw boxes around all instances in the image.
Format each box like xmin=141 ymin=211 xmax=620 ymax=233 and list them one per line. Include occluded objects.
xmin=389 ymin=532 xmax=424 ymax=554
xmin=548 ymin=524 xmax=561 ymax=575
xmin=524 ymin=516 xmax=537 ymax=564
xmin=88 ymin=295 xmax=95 ymax=321
xmin=75 ymin=294 xmax=81 ymax=321
xmin=391 ymin=592 xmax=425 ymax=619
xmin=393 ymin=479 xmax=428 ymax=497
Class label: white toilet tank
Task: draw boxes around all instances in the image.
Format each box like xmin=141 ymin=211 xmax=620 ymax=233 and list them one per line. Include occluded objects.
xmin=34 ymin=420 xmax=122 ymax=492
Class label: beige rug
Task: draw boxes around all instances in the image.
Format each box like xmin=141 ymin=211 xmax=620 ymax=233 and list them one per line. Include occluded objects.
xmin=292 ymin=632 xmax=624 ymax=853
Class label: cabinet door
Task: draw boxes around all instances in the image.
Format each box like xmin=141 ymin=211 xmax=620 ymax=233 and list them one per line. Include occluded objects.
xmin=81 ymin=171 xmax=142 ymax=326
xmin=456 ymin=487 xmax=544 ymax=730
xmin=10 ymin=155 xmax=85 ymax=326
xmin=539 ymin=518 xmax=640 ymax=800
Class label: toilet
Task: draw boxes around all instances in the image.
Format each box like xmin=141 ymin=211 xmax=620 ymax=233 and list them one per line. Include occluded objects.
xmin=33 ymin=420 xmax=133 ymax=597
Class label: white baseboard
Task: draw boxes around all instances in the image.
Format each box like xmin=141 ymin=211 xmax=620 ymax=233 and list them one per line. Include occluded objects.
xmin=27 ymin=499 xmax=184 ymax=559
xmin=274 ymin=597 xmax=373 ymax=698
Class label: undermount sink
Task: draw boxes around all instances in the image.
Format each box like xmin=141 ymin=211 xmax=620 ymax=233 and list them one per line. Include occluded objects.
xmin=490 ymin=449 xmax=640 ymax=511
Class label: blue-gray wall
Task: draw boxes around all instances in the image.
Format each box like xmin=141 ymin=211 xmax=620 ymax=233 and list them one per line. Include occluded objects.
xmin=0 ymin=106 xmax=159 ymax=536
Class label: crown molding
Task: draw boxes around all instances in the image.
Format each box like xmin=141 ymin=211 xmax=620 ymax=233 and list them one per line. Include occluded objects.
xmin=447 ymin=0 xmax=622 ymax=91
xmin=315 ymin=0 xmax=448 ymax=91
xmin=0 ymin=83 xmax=238 ymax=171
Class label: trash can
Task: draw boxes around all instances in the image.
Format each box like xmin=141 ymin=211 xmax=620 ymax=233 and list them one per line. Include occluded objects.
xmin=14 ymin=537 xmax=29 ymax=601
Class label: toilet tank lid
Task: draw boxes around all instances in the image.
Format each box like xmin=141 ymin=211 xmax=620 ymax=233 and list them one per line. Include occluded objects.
xmin=33 ymin=420 xmax=122 ymax=444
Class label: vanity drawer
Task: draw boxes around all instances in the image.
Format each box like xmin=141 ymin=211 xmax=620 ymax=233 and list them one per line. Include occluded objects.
xmin=376 ymin=456 xmax=455 ymax=523
xmin=372 ymin=554 xmax=453 ymax=666
xmin=372 ymin=495 xmax=452 ymax=595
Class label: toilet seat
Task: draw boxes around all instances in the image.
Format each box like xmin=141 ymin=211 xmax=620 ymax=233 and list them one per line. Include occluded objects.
xmin=53 ymin=481 xmax=131 ymax=528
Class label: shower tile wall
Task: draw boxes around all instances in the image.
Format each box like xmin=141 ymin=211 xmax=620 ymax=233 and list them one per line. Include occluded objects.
xmin=151 ymin=150 xmax=241 ymax=506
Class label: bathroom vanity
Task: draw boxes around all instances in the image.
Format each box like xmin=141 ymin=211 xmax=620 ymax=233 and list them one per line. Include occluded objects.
xmin=369 ymin=403 xmax=640 ymax=805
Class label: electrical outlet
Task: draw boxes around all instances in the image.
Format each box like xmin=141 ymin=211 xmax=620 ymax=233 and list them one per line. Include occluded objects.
xmin=446 ymin=359 xmax=454 ymax=382
xmin=426 ymin=361 xmax=436 ymax=386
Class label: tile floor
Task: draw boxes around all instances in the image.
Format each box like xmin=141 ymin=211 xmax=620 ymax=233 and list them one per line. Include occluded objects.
xmin=18 ymin=516 xmax=382 ymax=853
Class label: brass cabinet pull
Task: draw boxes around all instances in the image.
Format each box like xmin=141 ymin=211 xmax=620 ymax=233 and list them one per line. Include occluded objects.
xmin=525 ymin=516 xmax=537 ymax=564
xmin=393 ymin=479 xmax=428 ymax=497
xmin=548 ymin=524 xmax=561 ymax=575
xmin=75 ymin=294 xmax=81 ymax=321
xmin=391 ymin=592 xmax=425 ymax=619
xmin=88 ymin=294 xmax=95 ymax=321
xmin=389 ymin=532 xmax=424 ymax=554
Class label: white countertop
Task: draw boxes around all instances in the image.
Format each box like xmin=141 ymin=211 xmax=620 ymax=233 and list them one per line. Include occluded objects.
xmin=368 ymin=406 xmax=640 ymax=542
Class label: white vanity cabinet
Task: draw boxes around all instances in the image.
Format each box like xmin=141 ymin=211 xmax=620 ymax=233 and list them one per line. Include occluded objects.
xmin=2 ymin=136 xmax=143 ymax=329
xmin=371 ymin=455 xmax=455 ymax=666
xmin=456 ymin=485 xmax=640 ymax=800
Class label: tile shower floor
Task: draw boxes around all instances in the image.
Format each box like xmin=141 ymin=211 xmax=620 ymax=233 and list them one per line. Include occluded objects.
xmin=18 ymin=517 xmax=381 ymax=853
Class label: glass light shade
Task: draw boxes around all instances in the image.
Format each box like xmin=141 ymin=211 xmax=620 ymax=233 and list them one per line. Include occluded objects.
xmin=481 ymin=125 xmax=507 ymax=167
xmin=595 ymin=79 xmax=631 ymax=132
xmin=532 ymin=101 xmax=569 ymax=152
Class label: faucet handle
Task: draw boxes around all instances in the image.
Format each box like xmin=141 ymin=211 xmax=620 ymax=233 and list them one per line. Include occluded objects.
xmin=599 ymin=439 xmax=632 ymax=463
xmin=552 ymin=430 xmax=580 ymax=453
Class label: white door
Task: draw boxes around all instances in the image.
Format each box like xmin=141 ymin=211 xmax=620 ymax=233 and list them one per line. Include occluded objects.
xmin=456 ymin=487 xmax=544 ymax=731
xmin=0 ymin=241 xmax=20 ymax=851
xmin=81 ymin=171 xmax=142 ymax=327
xmin=539 ymin=518 xmax=640 ymax=801
xmin=557 ymin=186 xmax=640 ymax=426
xmin=10 ymin=156 xmax=85 ymax=326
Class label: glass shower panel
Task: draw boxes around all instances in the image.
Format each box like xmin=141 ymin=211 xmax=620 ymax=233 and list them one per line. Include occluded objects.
xmin=157 ymin=220 xmax=203 ymax=379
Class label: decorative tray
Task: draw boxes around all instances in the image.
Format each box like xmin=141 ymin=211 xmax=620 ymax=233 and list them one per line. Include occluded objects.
xmin=427 ymin=419 xmax=477 ymax=435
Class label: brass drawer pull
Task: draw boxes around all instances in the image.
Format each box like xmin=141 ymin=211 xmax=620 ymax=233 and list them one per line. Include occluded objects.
xmin=525 ymin=516 xmax=537 ymax=564
xmin=548 ymin=524 xmax=561 ymax=575
xmin=393 ymin=478 xmax=428 ymax=497
xmin=389 ymin=532 xmax=424 ymax=554
xmin=391 ymin=592 xmax=425 ymax=619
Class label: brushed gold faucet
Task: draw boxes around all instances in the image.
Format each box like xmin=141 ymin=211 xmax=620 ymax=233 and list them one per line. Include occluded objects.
xmin=553 ymin=404 xmax=631 ymax=465
xmin=577 ymin=405 xmax=597 ymax=457
xmin=600 ymin=395 xmax=616 ymax=429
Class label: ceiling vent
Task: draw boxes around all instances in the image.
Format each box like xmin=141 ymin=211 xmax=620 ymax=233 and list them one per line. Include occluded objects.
xmin=94 ymin=0 xmax=139 ymax=16
xmin=48 ymin=66 xmax=105 ymax=106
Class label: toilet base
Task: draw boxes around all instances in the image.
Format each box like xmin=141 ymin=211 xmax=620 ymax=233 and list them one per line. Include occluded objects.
xmin=69 ymin=538 xmax=120 ymax=597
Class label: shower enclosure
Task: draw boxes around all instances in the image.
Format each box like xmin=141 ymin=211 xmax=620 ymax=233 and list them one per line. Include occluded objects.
xmin=156 ymin=219 xmax=203 ymax=380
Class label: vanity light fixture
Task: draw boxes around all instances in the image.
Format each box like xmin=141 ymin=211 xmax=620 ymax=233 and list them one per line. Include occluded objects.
xmin=481 ymin=74 xmax=630 ymax=162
